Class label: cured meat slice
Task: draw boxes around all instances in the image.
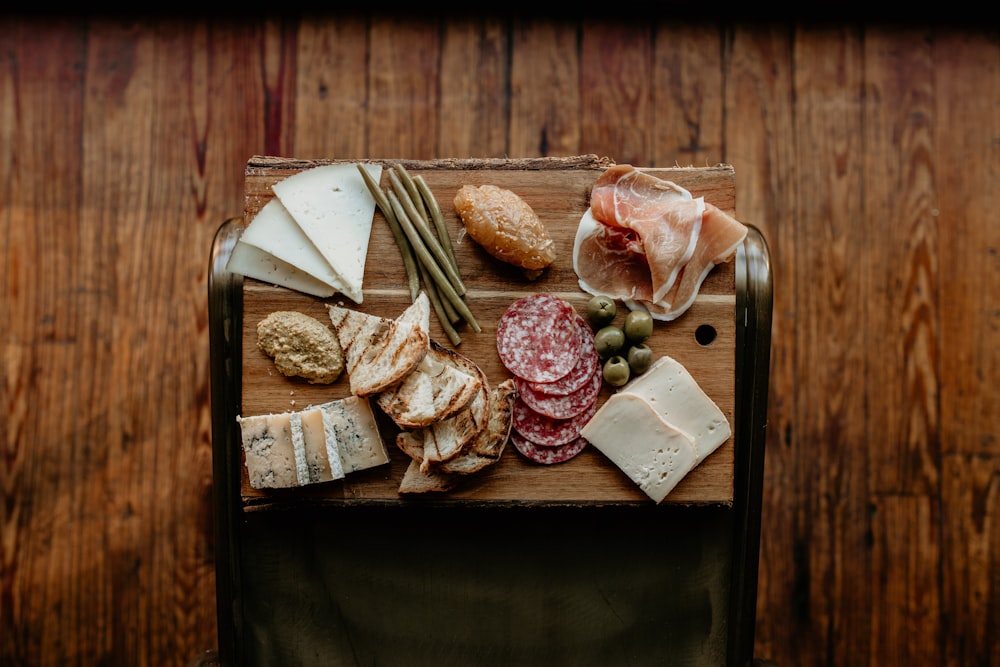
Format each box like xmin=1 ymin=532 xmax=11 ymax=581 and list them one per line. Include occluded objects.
xmin=496 ymin=294 xmax=582 ymax=383
xmin=516 ymin=366 xmax=601 ymax=420
xmin=512 ymin=396 xmax=598 ymax=447
xmin=511 ymin=432 xmax=588 ymax=465
xmin=524 ymin=314 xmax=600 ymax=396
xmin=645 ymin=203 xmax=748 ymax=320
xmin=588 ymin=164 xmax=704 ymax=303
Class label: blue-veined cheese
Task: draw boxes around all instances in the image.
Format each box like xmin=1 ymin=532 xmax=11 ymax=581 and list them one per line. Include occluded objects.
xmin=272 ymin=163 xmax=383 ymax=304
xmin=618 ymin=355 xmax=731 ymax=462
xmin=225 ymin=239 xmax=337 ymax=298
xmin=580 ymin=392 xmax=699 ymax=503
xmin=237 ymin=412 xmax=300 ymax=489
xmin=316 ymin=396 xmax=390 ymax=473
xmin=238 ymin=395 xmax=387 ymax=489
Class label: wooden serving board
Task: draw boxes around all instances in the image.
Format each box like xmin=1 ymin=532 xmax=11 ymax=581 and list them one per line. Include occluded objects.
xmin=238 ymin=155 xmax=738 ymax=507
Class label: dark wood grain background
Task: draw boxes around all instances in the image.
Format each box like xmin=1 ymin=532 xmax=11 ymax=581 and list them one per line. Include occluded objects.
xmin=2 ymin=12 xmax=997 ymax=667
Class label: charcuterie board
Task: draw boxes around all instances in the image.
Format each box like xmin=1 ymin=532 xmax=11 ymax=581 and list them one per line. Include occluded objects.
xmin=237 ymin=155 xmax=739 ymax=507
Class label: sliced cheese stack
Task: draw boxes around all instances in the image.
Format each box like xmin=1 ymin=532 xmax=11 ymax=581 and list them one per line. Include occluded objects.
xmin=226 ymin=163 xmax=383 ymax=302
xmin=581 ymin=355 xmax=731 ymax=503
xmin=237 ymin=395 xmax=389 ymax=489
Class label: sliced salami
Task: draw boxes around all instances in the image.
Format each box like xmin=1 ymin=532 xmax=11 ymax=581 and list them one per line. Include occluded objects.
xmin=512 ymin=396 xmax=598 ymax=447
xmin=525 ymin=315 xmax=599 ymax=396
xmin=516 ymin=365 xmax=602 ymax=420
xmin=511 ymin=431 xmax=588 ymax=465
xmin=496 ymin=294 xmax=582 ymax=384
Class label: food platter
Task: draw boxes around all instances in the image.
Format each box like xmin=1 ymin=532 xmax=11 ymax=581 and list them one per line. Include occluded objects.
xmin=236 ymin=155 xmax=739 ymax=508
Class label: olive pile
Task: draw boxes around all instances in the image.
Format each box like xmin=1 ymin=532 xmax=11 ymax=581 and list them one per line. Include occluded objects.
xmin=585 ymin=295 xmax=655 ymax=388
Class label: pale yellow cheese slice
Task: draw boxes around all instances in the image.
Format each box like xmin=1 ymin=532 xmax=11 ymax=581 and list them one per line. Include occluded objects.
xmin=581 ymin=392 xmax=699 ymax=503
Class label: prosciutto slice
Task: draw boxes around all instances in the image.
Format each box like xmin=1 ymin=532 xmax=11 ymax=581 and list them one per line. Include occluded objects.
xmin=589 ymin=164 xmax=704 ymax=303
xmin=574 ymin=165 xmax=748 ymax=321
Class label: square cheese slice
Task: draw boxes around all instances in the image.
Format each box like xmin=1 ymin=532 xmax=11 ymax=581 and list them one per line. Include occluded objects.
xmin=620 ymin=355 xmax=731 ymax=462
xmin=272 ymin=163 xmax=383 ymax=304
xmin=580 ymin=392 xmax=699 ymax=503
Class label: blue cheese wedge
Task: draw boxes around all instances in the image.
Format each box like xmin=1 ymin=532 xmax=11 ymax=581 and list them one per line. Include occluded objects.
xmin=315 ymin=396 xmax=390 ymax=473
xmin=581 ymin=392 xmax=699 ymax=503
xmin=238 ymin=395 xmax=387 ymax=489
xmin=272 ymin=163 xmax=383 ymax=304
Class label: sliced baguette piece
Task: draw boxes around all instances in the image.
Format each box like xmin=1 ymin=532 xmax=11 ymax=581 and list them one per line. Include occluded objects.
xmin=439 ymin=379 xmax=517 ymax=475
xmin=377 ymin=340 xmax=482 ymax=429
xmin=419 ymin=378 xmax=490 ymax=471
xmin=327 ymin=292 xmax=431 ymax=397
xmin=398 ymin=458 xmax=461 ymax=494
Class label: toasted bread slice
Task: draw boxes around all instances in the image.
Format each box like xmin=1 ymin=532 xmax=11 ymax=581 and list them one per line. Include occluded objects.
xmin=439 ymin=379 xmax=517 ymax=475
xmin=377 ymin=340 xmax=481 ymax=428
xmin=420 ymin=371 xmax=489 ymax=470
xmin=327 ymin=293 xmax=431 ymax=397
xmin=398 ymin=458 xmax=461 ymax=494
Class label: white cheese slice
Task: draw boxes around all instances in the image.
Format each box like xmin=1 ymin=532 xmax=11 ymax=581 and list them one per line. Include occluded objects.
xmin=581 ymin=392 xmax=699 ymax=503
xmin=236 ymin=197 xmax=351 ymax=296
xmin=620 ymin=355 xmax=731 ymax=462
xmin=272 ymin=163 xmax=383 ymax=304
xmin=316 ymin=396 xmax=390 ymax=473
xmin=225 ymin=239 xmax=336 ymax=298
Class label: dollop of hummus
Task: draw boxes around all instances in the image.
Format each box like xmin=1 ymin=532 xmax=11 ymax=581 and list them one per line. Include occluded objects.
xmin=257 ymin=311 xmax=344 ymax=384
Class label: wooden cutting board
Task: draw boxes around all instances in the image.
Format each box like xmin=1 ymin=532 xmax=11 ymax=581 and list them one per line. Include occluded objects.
xmin=238 ymin=155 xmax=738 ymax=508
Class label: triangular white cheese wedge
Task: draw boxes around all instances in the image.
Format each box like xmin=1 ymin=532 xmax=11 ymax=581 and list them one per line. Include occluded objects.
xmin=225 ymin=240 xmax=336 ymax=298
xmin=272 ymin=163 xmax=383 ymax=304
xmin=238 ymin=198 xmax=352 ymax=296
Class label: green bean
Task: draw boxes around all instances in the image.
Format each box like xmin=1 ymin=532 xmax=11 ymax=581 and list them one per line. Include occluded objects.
xmin=417 ymin=260 xmax=462 ymax=346
xmin=413 ymin=173 xmax=458 ymax=274
xmin=357 ymin=164 xmax=420 ymax=300
xmin=388 ymin=170 xmax=466 ymax=297
xmin=393 ymin=164 xmax=430 ymax=229
xmin=387 ymin=190 xmax=481 ymax=333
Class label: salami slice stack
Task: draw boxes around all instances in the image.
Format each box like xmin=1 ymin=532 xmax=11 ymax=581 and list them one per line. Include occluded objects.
xmin=496 ymin=294 xmax=602 ymax=464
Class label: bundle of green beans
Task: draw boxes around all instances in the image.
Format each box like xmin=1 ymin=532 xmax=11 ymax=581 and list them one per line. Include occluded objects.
xmin=358 ymin=163 xmax=479 ymax=346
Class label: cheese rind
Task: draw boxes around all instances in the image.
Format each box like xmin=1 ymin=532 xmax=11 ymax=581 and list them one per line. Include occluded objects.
xmin=272 ymin=163 xmax=383 ymax=304
xmin=581 ymin=393 xmax=698 ymax=503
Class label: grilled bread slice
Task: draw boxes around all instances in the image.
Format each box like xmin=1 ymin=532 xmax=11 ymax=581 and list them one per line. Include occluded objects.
xmin=376 ymin=340 xmax=481 ymax=429
xmin=397 ymin=379 xmax=517 ymax=493
xmin=439 ymin=379 xmax=517 ymax=475
xmin=327 ymin=292 xmax=431 ymax=397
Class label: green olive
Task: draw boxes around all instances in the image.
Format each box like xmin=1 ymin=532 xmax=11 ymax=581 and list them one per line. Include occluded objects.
xmin=624 ymin=309 xmax=654 ymax=344
xmin=586 ymin=295 xmax=617 ymax=328
xmin=627 ymin=343 xmax=654 ymax=375
xmin=603 ymin=355 xmax=631 ymax=387
xmin=594 ymin=325 xmax=625 ymax=359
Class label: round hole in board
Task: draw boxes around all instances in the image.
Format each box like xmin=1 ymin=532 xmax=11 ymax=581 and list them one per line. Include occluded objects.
xmin=695 ymin=324 xmax=717 ymax=346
